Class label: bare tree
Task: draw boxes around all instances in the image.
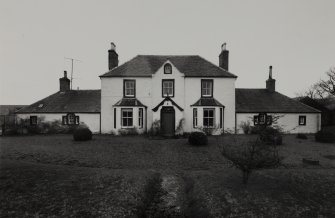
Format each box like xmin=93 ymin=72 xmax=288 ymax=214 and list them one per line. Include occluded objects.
xmin=219 ymin=135 xmax=282 ymax=184
xmin=298 ymin=67 xmax=335 ymax=99
xmin=318 ymin=67 xmax=335 ymax=97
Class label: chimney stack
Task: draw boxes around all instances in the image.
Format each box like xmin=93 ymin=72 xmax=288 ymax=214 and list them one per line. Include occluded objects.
xmin=59 ymin=71 xmax=70 ymax=92
xmin=266 ymin=66 xmax=276 ymax=92
xmin=108 ymin=42 xmax=119 ymax=70
xmin=219 ymin=43 xmax=229 ymax=71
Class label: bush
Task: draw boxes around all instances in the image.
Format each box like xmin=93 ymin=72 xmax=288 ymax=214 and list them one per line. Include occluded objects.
xmin=239 ymin=121 xmax=252 ymax=134
xmin=188 ymin=132 xmax=208 ymax=146
xmin=259 ymin=126 xmax=283 ymax=145
xmin=315 ymin=131 xmax=335 ymax=143
xmin=118 ymin=128 xmax=138 ymax=136
xmin=297 ymin=133 xmax=308 ymax=140
xmin=220 ymin=137 xmax=282 ymax=184
xmin=73 ymin=127 xmax=92 ymax=141
xmin=147 ymin=119 xmax=160 ymax=137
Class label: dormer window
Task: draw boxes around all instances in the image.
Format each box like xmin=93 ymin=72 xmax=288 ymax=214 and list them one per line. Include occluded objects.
xmin=164 ymin=64 xmax=172 ymax=74
xmin=124 ymin=80 xmax=135 ymax=97
xmin=201 ymin=80 xmax=213 ymax=97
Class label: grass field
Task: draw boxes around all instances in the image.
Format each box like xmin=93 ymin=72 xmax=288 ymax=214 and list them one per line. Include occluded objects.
xmin=0 ymin=134 xmax=334 ymax=217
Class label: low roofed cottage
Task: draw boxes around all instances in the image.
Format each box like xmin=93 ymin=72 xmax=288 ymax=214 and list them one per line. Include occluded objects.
xmin=16 ymin=71 xmax=101 ymax=133
xmin=235 ymin=66 xmax=321 ymax=134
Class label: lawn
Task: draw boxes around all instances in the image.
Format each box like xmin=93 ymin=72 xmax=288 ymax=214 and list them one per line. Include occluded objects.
xmin=0 ymin=134 xmax=335 ymax=217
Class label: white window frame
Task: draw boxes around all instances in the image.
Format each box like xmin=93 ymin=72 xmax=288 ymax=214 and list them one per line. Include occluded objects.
xmin=121 ymin=108 xmax=133 ymax=128
xmin=138 ymin=108 xmax=143 ymax=129
xmin=201 ymin=80 xmax=213 ymax=97
xmin=162 ymin=80 xmax=174 ymax=97
xmin=124 ymin=80 xmax=135 ymax=97
xmin=299 ymin=115 xmax=306 ymax=126
xmin=193 ymin=108 xmax=198 ymax=128
xmin=203 ymin=108 xmax=215 ymax=128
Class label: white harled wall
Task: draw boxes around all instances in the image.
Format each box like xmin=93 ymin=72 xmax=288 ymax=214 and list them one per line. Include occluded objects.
xmin=101 ymin=60 xmax=237 ymax=134
xmin=236 ymin=113 xmax=321 ymax=134
xmin=16 ymin=113 xmax=101 ymax=133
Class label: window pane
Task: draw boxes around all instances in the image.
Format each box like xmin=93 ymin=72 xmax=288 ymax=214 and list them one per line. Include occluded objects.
xmin=204 ymin=118 xmax=208 ymax=126
xmin=209 ymin=118 xmax=214 ymax=127
xmin=209 ymin=110 xmax=214 ymax=117
xmin=204 ymin=110 xmax=208 ymax=117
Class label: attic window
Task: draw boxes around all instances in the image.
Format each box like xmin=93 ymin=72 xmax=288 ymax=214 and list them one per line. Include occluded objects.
xmin=164 ymin=64 xmax=172 ymax=74
xmin=38 ymin=104 xmax=44 ymax=108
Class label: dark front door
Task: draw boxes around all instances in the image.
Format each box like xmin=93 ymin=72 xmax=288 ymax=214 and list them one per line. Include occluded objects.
xmin=161 ymin=106 xmax=175 ymax=137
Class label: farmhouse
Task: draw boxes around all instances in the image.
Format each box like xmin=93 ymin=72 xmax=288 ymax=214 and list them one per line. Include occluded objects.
xmin=100 ymin=43 xmax=321 ymax=135
xmin=16 ymin=43 xmax=321 ymax=135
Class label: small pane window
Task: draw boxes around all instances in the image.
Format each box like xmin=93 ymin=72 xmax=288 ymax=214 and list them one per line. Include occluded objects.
xmin=254 ymin=115 xmax=259 ymax=125
xmin=162 ymin=80 xmax=174 ymax=97
xmin=203 ymin=108 xmax=215 ymax=128
xmin=193 ymin=108 xmax=198 ymax=128
xmin=64 ymin=113 xmax=79 ymax=125
xmin=266 ymin=115 xmax=272 ymax=125
xmin=121 ymin=108 xmax=133 ymax=127
xmin=30 ymin=116 xmax=37 ymax=125
xmin=258 ymin=114 xmax=266 ymax=125
xmin=124 ymin=80 xmax=135 ymax=97
xmin=62 ymin=116 xmax=68 ymax=125
xmin=201 ymin=80 xmax=213 ymax=97
xmin=164 ymin=64 xmax=172 ymax=74
xmin=68 ymin=113 xmax=75 ymax=125
xmin=299 ymin=116 xmax=306 ymax=125
xmin=139 ymin=108 xmax=143 ymax=129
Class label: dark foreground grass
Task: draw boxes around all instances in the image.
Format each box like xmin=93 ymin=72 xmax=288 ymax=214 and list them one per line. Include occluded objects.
xmin=1 ymin=134 xmax=335 ymax=217
xmin=189 ymin=168 xmax=335 ymax=218
xmin=0 ymin=160 xmax=151 ymax=218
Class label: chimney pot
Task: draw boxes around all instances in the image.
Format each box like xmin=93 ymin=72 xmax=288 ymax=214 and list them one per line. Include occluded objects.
xmin=64 ymin=71 xmax=67 ymax=78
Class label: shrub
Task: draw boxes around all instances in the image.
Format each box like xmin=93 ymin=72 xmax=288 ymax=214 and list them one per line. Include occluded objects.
xmin=297 ymin=133 xmax=308 ymax=140
xmin=188 ymin=132 xmax=208 ymax=146
xmin=259 ymin=126 xmax=283 ymax=145
xmin=73 ymin=127 xmax=92 ymax=141
xmin=147 ymin=119 xmax=160 ymax=136
xmin=118 ymin=128 xmax=138 ymax=136
xmin=239 ymin=121 xmax=252 ymax=134
xmin=220 ymin=136 xmax=282 ymax=184
xmin=315 ymin=131 xmax=335 ymax=143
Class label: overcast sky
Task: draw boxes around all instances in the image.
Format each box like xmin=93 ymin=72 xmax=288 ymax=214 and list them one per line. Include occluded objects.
xmin=1 ymin=0 xmax=334 ymax=105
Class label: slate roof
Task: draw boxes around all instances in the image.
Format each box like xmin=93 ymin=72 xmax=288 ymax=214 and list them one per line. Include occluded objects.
xmin=236 ymin=89 xmax=320 ymax=113
xmin=0 ymin=105 xmax=27 ymax=115
xmin=113 ymin=98 xmax=146 ymax=107
xmin=191 ymin=98 xmax=224 ymax=107
xmin=100 ymin=55 xmax=237 ymax=78
xmin=16 ymin=90 xmax=101 ymax=113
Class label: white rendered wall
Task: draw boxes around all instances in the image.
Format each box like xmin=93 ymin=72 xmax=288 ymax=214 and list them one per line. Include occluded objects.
xmin=184 ymin=77 xmax=236 ymax=133
xmin=236 ymin=113 xmax=321 ymax=134
xmin=101 ymin=60 xmax=236 ymax=135
xmin=16 ymin=113 xmax=101 ymax=133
